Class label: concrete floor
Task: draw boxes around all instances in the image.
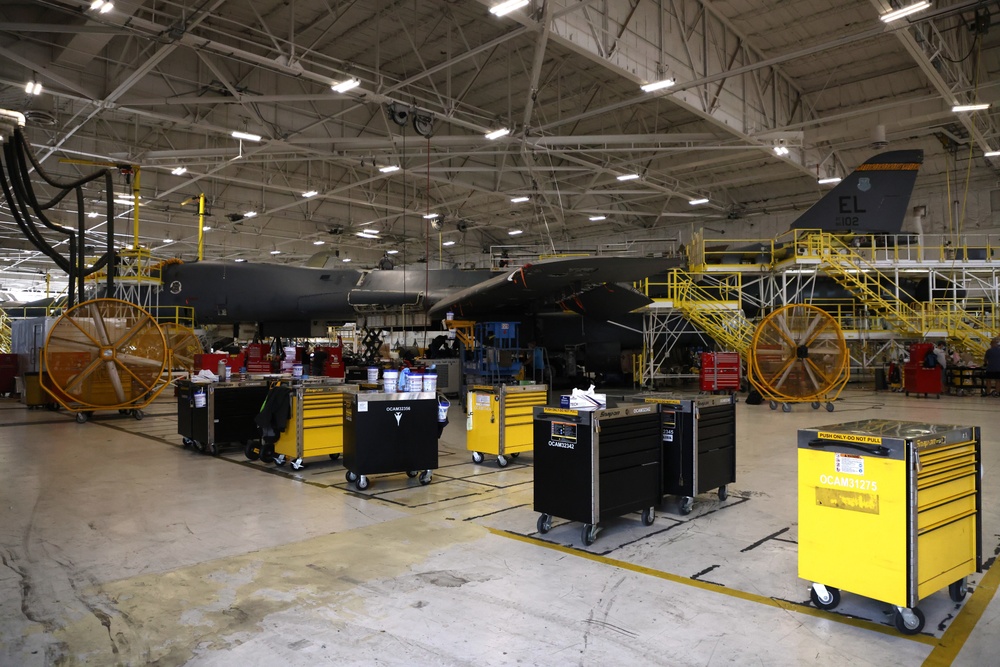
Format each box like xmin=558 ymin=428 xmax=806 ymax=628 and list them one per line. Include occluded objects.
xmin=1 ymin=387 xmax=998 ymax=666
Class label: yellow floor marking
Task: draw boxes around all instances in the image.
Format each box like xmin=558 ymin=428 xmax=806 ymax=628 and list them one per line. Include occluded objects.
xmin=922 ymin=556 xmax=1000 ymax=666
xmin=489 ymin=527 xmax=939 ymax=645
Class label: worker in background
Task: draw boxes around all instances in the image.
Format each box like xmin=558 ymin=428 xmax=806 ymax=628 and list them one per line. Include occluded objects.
xmin=983 ymin=338 xmax=1000 ymax=396
xmin=934 ymin=342 xmax=948 ymax=389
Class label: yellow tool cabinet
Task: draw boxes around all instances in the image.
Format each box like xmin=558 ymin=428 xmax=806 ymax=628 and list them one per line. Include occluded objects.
xmin=798 ymin=419 xmax=981 ymax=634
xmin=273 ymin=384 xmax=357 ymax=470
xmin=466 ymin=384 xmax=547 ymax=467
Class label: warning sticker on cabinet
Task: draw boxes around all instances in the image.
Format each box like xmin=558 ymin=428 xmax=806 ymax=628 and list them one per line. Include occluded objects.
xmin=358 ymin=401 xmax=368 ymax=413
xmin=476 ymin=395 xmax=491 ymax=408
xmin=835 ymin=453 xmax=863 ymax=475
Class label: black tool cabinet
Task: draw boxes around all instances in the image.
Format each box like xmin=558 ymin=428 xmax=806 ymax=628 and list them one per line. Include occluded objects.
xmin=342 ymin=391 xmax=439 ymax=490
xmin=176 ymin=379 xmax=270 ymax=456
xmin=644 ymin=393 xmax=737 ymax=514
xmin=533 ymin=404 xmax=661 ymax=545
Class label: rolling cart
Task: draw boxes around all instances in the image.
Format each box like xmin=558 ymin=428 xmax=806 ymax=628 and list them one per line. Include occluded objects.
xmin=643 ymin=393 xmax=736 ymax=514
xmin=466 ymin=383 xmax=547 ymax=467
xmin=533 ymin=403 xmax=661 ymax=546
xmin=798 ymin=419 xmax=982 ymax=634
xmin=268 ymin=382 xmax=358 ymax=469
xmin=342 ymin=391 xmax=439 ymax=490
xmin=177 ymin=379 xmax=270 ymax=456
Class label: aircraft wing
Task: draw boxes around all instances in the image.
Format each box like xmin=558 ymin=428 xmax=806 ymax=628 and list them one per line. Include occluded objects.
xmin=427 ymin=255 xmax=679 ymax=318
xmin=558 ymin=283 xmax=654 ymax=319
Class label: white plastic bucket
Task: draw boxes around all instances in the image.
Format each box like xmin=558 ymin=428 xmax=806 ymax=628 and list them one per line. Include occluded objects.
xmin=423 ymin=373 xmax=438 ymax=392
xmin=367 ymin=367 xmax=379 ymax=383
xmin=292 ymin=364 xmax=303 ymax=378
xmin=437 ymin=395 xmax=450 ymax=422
xmin=382 ymin=370 xmax=399 ymax=390
xmin=407 ymin=374 xmax=423 ymax=392
xmin=194 ymin=389 xmax=206 ymax=408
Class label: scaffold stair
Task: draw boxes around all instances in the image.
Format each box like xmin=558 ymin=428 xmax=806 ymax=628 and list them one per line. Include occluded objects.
xmin=661 ymin=269 xmax=755 ymax=355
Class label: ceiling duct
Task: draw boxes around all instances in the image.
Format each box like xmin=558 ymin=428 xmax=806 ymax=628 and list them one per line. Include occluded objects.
xmin=871 ymin=125 xmax=888 ymax=149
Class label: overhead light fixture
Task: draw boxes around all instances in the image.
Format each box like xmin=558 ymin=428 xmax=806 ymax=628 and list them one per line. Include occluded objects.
xmin=510 ymin=196 xmax=529 ymax=203
xmin=90 ymin=0 xmax=113 ymax=13
xmin=774 ymin=146 xmax=790 ymax=156
xmin=589 ymin=215 xmax=606 ymax=221
xmin=234 ymin=258 xmax=247 ymax=262
xmin=113 ymin=198 xmax=135 ymax=206
xmin=356 ymin=232 xmax=379 ymax=239
xmin=302 ymin=190 xmax=318 ymax=198
xmin=342 ymin=258 xmax=352 ymax=263
xmin=243 ymin=210 xmax=257 ymax=218
xmin=508 ymin=229 xmax=523 ymax=236
xmin=952 ymin=103 xmax=990 ymax=112
xmin=880 ymin=1 xmax=930 ymax=23
xmin=689 ymin=198 xmax=709 ymax=205
xmin=640 ymin=78 xmax=675 ymax=93
xmin=484 ymin=127 xmax=510 ymax=140
xmin=379 ymin=165 xmax=400 ymax=173
xmin=313 ymin=240 xmax=325 ymax=245
xmin=171 ymin=167 xmax=187 ymax=176
xmin=269 ymin=250 xmax=282 ymax=255
xmin=331 ymin=78 xmax=360 ymax=93
xmin=423 ymin=213 xmax=440 ymax=219
xmin=985 ymin=150 xmax=1000 ymax=157
xmin=616 ymin=173 xmax=640 ymax=181
xmin=386 ymin=249 xmax=399 ymax=255
xmin=818 ymin=177 xmax=842 ymax=185
xmin=489 ymin=0 xmax=529 ymax=17
xmin=87 ymin=211 xmax=100 ymax=218
xmin=24 ymin=80 xmax=42 ymax=96
xmin=231 ymin=130 xmax=262 ymax=142
xmin=442 ymin=240 xmax=456 ymax=247
xmin=202 ymin=226 xmax=211 ymax=231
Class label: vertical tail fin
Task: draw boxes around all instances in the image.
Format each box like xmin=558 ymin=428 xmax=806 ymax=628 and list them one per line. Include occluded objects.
xmin=790 ymin=150 xmax=923 ymax=234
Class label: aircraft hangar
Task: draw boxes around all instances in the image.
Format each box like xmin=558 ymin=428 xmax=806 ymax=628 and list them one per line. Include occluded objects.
xmin=0 ymin=1 xmax=999 ymax=664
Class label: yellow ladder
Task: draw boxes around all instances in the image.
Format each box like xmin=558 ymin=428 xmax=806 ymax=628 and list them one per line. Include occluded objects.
xmin=664 ymin=269 xmax=755 ymax=354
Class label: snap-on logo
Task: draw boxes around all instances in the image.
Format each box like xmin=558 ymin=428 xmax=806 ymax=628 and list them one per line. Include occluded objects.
xmin=394 ymin=412 xmax=402 ymax=426
xmin=387 ymin=405 xmax=410 ymax=427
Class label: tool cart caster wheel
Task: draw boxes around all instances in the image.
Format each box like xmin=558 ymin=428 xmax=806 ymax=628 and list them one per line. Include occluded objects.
xmin=893 ymin=607 xmax=925 ymax=635
xmin=769 ymin=400 xmax=778 ymax=410
xmin=209 ymin=443 xmax=220 ymax=456
xmin=418 ymin=471 xmax=432 ymax=485
xmin=75 ymin=412 xmax=89 ymax=424
xmin=346 ymin=471 xmax=358 ymax=483
xmin=132 ymin=409 xmax=143 ymax=420
xmin=809 ymin=585 xmax=841 ymax=610
xmin=182 ymin=437 xmax=194 ymax=448
xmin=536 ymin=514 xmax=552 ymax=534
xmin=406 ymin=470 xmax=419 ymax=478
xmin=471 ymin=451 xmax=484 ymax=464
xmin=497 ymin=454 xmax=509 ymax=468
xmin=511 ymin=452 xmax=520 ymax=458
xmin=718 ymin=485 xmax=728 ymax=501
xmin=328 ymin=453 xmax=340 ymax=461
xmin=290 ymin=458 xmax=305 ymax=470
xmin=274 ymin=454 xmax=286 ymax=467
xmin=811 ymin=402 xmax=821 ymax=410
xmin=581 ymin=524 xmax=597 ymax=546
xmin=244 ymin=441 xmax=261 ymax=461
xmin=680 ymin=497 xmax=694 ymax=515
xmin=192 ymin=440 xmax=205 ymax=454
xmin=356 ymin=475 xmax=370 ymax=490
xmin=119 ymin=409 xmax=129 ymax=415
xmin=781 ymin=403 xmax=792 ymax=413
xmin=260 ymin=448 xmax=275 ymax=464
xmin=641 ymin=507 xmax=655 ymax=526
xmin=826 ymin=402 xmax=835 ymax=412
xmin=949 ymin=578 xmax=967 ymax=602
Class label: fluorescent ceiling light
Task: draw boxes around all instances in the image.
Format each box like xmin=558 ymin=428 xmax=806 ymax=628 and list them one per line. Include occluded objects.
xmin=510 ymin=196 xmax=529 ymax=203
xmin=356 ymin=232 xmax=379 ymax=239
xmin=640 ymin=79 xmax=675 ymax=93
xmin=231 ymin=130 xmax=262 ymax=142
xmin=90 ymin=0 xmax=113 ymax=13
xmin=952 ymin=103 xmax=990 ymax=112
xmin=386 ymin=249 xmax=399 ymax=255
xmin=269 ymin=250 xmax=282 ymax=255
xmin=774 ymin=146 xmax=790 ymax=156
xmin=202 ymin=226 xmax=211 ymax=231
xmin=442 ymin=241 xmax=456 ymax=247
xmin=985 ymin=150 xmax=1000 ymax=157
xmin=313 ymin=240 xmax=325 ymax=245
xmin=243 ymin=210 xmax=257 ymax=218
xmin=688 ymin=198 xmax=709 ymax=205
xmin=342 ymin=258 xmax=352 ymax=263
xmin=508 ymin=229 xmax=523 ymax=236
xmin=880 ymin=1 xmax=930 ymax=23
xmin=331 ymin=78 xmax=360 ymax=93
xmin=24 ymin=81 xmax=42 ymax=95
xmin=302 ymin=190 xmax=318 ymax=198
xmin=87 ymin=211 xmax=100 ymax=218
xmin=234 ymin=258 xmax=247 ymax=262
xmin=171 ymin=167 xmax=187 ymax=176
xmin=162 ymin=238 xmax=173 ymax=244
xmin=423 ymin=213 xmax=440 ymax=219
xmin=589 ymin=215 xmax=606 ymax=221
xmin=484 ymin=127 xmax=510 ymax=140
xmin=489 ymin=0 xmax=529 ymax=17
xmin=379 ymin=165 xmax=400 ymax=173
xmin=616 ymin=173 xmax=640 ymax=181
xmin=113 ymin=198 xmax=134 ymax=206
xmin=818 ymin=177 xmax=842 ymax=185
